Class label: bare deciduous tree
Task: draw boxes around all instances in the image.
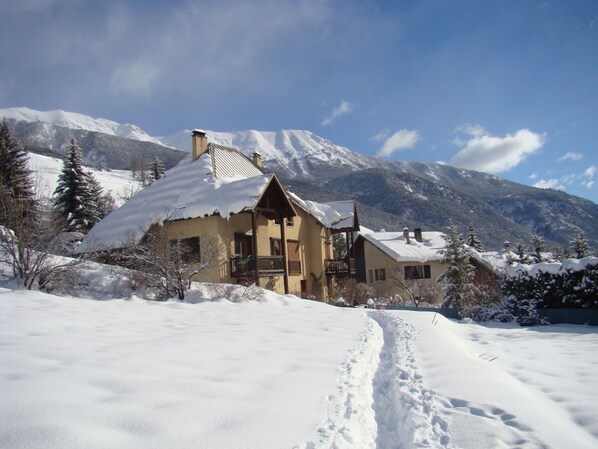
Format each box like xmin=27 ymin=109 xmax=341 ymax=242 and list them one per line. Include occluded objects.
xmin=114 ymin=225 xmax=220 ymax=300
xmin=388 ymin=268 xmax=440 ymax=307
xmin=0 ymin=186 xmax=85 ymax=289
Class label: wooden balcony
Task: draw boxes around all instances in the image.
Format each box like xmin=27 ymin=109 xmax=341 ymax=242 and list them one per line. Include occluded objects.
xmin=230 ymin=256 xmax=285 ymax=277
xmin=325 ymin=258 xmax=355 ymax=276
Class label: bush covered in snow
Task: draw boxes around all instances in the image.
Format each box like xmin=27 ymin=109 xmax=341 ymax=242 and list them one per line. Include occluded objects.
xmin=504 ymin=257 xmax=598 ymax=309
xmin=461 ymin=257 xmax=598 ymax=326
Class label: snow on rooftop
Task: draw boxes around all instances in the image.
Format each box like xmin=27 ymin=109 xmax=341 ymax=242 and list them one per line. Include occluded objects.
xmin=363 ymin=231 xmax=446 ymax=263
xmin=77 ymin=152 xmax=272 ymax=252
xmin=288 ymin=193 xmax=356 ymax=230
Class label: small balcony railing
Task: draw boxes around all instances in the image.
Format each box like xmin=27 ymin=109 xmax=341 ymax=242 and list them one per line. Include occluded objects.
xmin=325 ymin=258 xmax=355 ymax=276
xmin=230 ymin=256 xmax=285 ymax=277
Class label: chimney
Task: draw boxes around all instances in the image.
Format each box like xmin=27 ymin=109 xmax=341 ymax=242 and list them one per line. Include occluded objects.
xmin=252 ymin=152 xmax=263 ymax=169
xmin=504 ymin=240 xmax=511 ymax=253
xmin=414 ymin=228 xmax=423 ymax=243
xmin=403 ymin=227 xmax=410 ymax=244
xmin=192 ymin=129 xmax=208 ymax=161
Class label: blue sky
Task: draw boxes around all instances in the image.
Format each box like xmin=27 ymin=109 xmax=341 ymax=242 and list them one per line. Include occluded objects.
xmin=1 ymin=0 xmax=597 ymax=203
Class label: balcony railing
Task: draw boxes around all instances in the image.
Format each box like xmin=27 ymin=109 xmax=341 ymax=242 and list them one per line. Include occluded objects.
xmin=325 ymin=258 xmax=355 ymax=276
xmin=230 ymin=256 xmax=285 ymax=277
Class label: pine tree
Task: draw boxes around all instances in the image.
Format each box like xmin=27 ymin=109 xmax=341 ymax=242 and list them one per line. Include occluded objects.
xmin=53 ymin=139 xmax=96 ymax=232
xmin=148 ymin=157 xmax=165 ymax=184
xmin=552 ymin=244 xmax=571 ymax=261
xmin=83 ymin=171 xmax=104 ymax=227
xmin=570 ymin=231 xmax=590 ymax=259
xmin=0 ymin=119 xmax=35 ymax=224
xmin=514 ymin=239 xmax=529 ymax=263
xmin=530 ymin=234 xmax=545 ymax=263
xmin=439 ymin=225 xmax=477 ymax=308
xmin=466 ymin=225 xmax=484 ymax=251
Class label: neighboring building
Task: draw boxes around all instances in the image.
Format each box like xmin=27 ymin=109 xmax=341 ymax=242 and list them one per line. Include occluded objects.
xmin=354 ymin=228 xmax=447 ymax=303
xmin=77 ymin=130 xmax=358 ymax=300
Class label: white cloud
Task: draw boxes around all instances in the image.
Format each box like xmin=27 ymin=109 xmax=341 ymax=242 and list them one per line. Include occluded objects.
xmin=377 ymin=129 xmax=421 ymax=158
xmin=533 ymin=179 xmax=565 ymax=190
xmin=450 ymin=126 xmax=546 ymax=173
xmin=584 ymin=165 xmax=596 ymax=178
xmin=111 ymin=62 xmax=161 ymax=96
xmin=529 ymin=173 xmax=539 ymax=180
xmin=559 ymin=152 xmax=583 ymax=162
xmin=370 ymin=128 xmax=390 ymax=142
xmin=321 ymin=100 xmax=355 ymax=126
xmin=532 ymin=168 xmax=594 ymax=192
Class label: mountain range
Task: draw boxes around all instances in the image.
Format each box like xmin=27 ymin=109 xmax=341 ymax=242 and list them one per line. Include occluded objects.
xmin=1 ymin=107 xmax=596 ymax=251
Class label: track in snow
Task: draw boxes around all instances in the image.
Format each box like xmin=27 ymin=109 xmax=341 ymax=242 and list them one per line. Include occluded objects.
xmin=369 ymin=311 xmax=451 ymax=449
xmin=295 ymin=311 xmax=451 ymax=449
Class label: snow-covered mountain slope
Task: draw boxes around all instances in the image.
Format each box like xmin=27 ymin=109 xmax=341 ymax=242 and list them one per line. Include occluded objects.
xmin=0 ymin=107 xmax=164 ymax=145
xmin=3 ymin=107 xmax=597 ymax=249
xmin=160 ymin=129 xmax=378 ymax=178
xmin=29 ymin=153 xmax=137 ymax=205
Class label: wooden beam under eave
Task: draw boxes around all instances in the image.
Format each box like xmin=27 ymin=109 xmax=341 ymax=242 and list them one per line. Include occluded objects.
xmin=279 ymin=212 xmax=289 ymax=294
xmin=251 ymin=211 xmax=260 ymax=287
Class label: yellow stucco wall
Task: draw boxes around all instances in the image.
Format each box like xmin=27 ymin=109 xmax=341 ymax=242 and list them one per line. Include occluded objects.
xmin=164 ymin=208 xmax=331 ymax=300
xmin=362 ymin=240 xmax=446 ymax=303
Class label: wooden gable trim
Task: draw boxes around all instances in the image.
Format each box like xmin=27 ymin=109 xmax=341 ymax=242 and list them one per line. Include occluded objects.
xmin=253 ymin=174 xmax=297 ymax=220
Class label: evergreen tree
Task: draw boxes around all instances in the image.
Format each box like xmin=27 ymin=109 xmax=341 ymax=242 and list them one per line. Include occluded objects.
xmin=530 ymin=234 xmax=545 ymax=263
xmin=148 ymin=157 xmax=165 ymax=184
xmin=570 ymin=231 xmax=590 ymax=259
xmin=439 ymin=225 xmax=477 ymax=308
xmin=552 ymin=245 xmax=571 ymax=262
xmin=466 ymin=225 xmax=484 ymax=251
xmin=0 ymin=119 xmax=35 ymax=224
xmin=514 ymin=239 xmax=529 ymax=263
xmin=53 ymin=139 xmax=96 ymax=232
xmin=83 ymin=171 xmax=105 ymax=226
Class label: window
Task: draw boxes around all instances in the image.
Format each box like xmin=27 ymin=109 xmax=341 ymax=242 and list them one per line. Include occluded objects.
xmin=287 ymin=240 xmax=301 ymax=275
xmin=274 ymin=216 xmax=294 ymax=227
xmin=234 ymin=233 xmax=253 ymax=257
xmin=171 ymin=236 xmax=200 ymax=264
xmin=404 ymin=265 xmax=431 ymax=280
xmin=375 ymin=268 xmax=386 ymax=281
xmin=270 ymin=238 xmax=282 ymax=256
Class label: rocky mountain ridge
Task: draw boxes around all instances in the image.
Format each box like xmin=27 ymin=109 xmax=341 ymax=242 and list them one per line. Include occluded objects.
xmin=1 ymin=107 xmax=596 ymax=250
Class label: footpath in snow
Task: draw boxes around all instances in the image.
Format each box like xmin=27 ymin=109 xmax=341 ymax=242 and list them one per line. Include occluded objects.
xmin=298 ymin=309 xmax=598 ymax=449
xmin=2 ymin=289 xmax=598 ymax=449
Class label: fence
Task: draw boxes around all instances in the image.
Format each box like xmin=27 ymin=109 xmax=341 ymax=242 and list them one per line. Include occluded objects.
xmin=375 ymin=305 xmax=461 ymax=320
xmin=374 ymin=305 xmax=598 ymax=326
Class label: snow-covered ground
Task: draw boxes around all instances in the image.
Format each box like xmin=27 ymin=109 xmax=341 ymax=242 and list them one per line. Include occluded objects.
xmin=1 ymin=288 xmax=597 ymax=449
xmin=28 ymin=152 xmax=138 ymax=204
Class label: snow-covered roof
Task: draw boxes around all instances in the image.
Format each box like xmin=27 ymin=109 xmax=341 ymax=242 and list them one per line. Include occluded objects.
xmin=288 ymin=193 xmax=358 ymax=230
xmin=473 ymin=250 xmax=509 ymax=274
xmin=362 ymin=231 xmax=446 ymax=263
xmin=507 ymin=256 xmax=598 ymax=278
xmin=77 ymin=150 xmax=273 ymax=252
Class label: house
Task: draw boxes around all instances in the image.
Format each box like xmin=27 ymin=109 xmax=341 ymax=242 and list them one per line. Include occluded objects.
xmin=77 ymin=130 xmax=359 ymax=300
xmin=354 ymin=228 xmax=447 ymax=303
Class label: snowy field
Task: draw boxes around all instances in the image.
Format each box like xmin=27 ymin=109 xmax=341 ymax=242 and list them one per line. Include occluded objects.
xmin=28 ymin=153 xmax=137 ymax=204
xmin=1 ymin=289 xmax=598 ymax=449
